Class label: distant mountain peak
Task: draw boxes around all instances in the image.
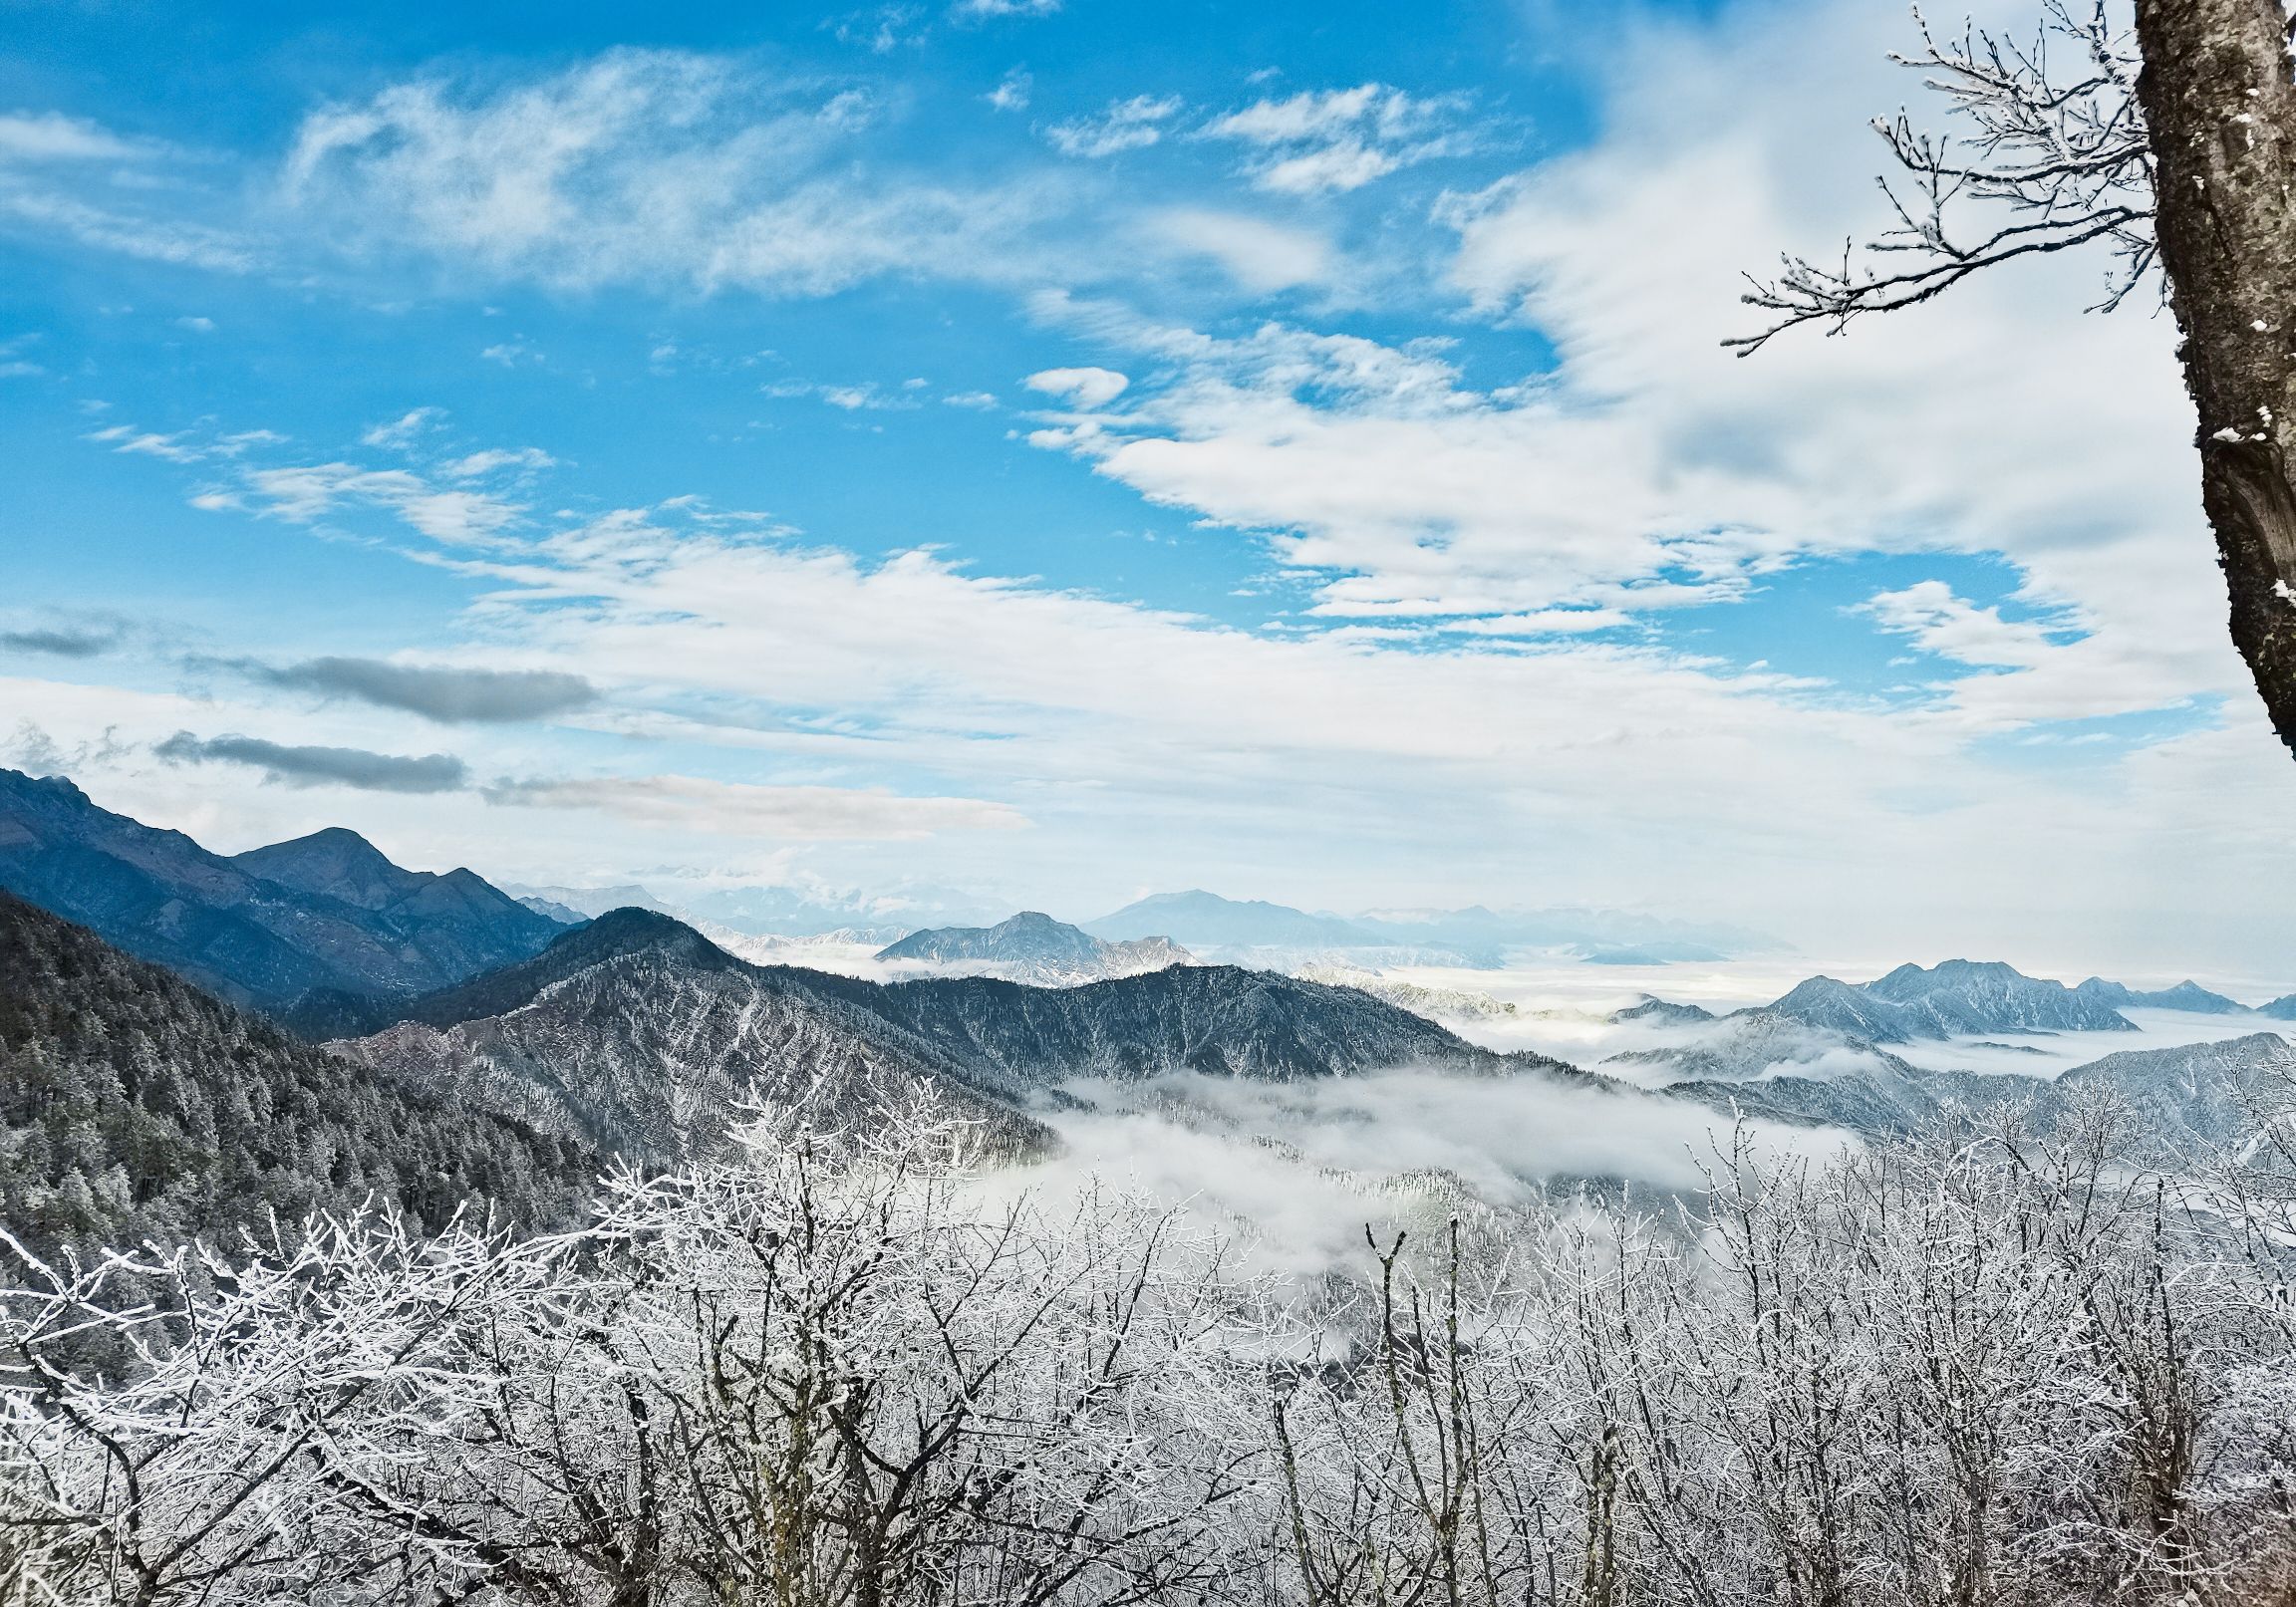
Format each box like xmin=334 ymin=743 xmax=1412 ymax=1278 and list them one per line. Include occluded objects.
xmin=877 ymin=910 xmax=1190 ymax=985
xmin=1084 ymin=889 xmax=1376 ymax=953
xmin=995 ymin=910 xmax=1065 ymax=932
xmin=20 ymin=772 xmax=86 ymax=802
xmin=235 ymin=825 xmax=408 ymax=891
xmin=1765 ymin=958 xmax=2134 ymax=1042
xmin=2075 ymin=975 xmax=2250 ymax=1014
xmin=1608 ymin=995 xmax=1719 ymax=1026
xmin=284 ymin=824 xmax=384 ymax=851
xmin=582 ymin=905 xmax=706 ymax=944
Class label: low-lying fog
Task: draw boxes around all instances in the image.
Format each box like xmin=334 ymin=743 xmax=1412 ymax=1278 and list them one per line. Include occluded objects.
xmin=1382 ymin=958 xmax=2286 ymax=1082
xmin=984 ymin=1068 xmax=1854 ymax=1275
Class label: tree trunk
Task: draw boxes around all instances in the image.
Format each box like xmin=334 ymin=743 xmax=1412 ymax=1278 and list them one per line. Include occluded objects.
xmin=2135 ymin=0 xmax=2296 ymax=752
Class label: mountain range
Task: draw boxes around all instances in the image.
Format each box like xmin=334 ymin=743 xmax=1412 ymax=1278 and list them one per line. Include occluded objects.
xmin=333 ymin=908 xmax=1584 ymax=1166
xmin=6 ymin=771 xmax=2293 ymax=1254
xmin=1608 ymin=958 xmax=2295 ymax=1090
xmin=1598 ymin=957 xmax=2296 ymax=1121
xmin=0 ymin=769 xmax=565 ymax=1033
xmin=876 ymin=911 xmax=1191 ymax=985
xmin=488 ymin=884 xmax=1784 ymax=968
xmin=1662 ymin=1032 xmax=2296 ymax=1151
xmin=1762 ymin=960 xmax=2139 ymax=1043
xmin=2074 ymin=976 xmax=2250 ymax=1014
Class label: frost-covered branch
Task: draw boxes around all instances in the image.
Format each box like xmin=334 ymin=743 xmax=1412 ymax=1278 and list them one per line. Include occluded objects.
xmin=1730 ymin=1 xmax=2156 ymax=353
xmin=7 ymin=1096 xmax=2296 ymax=1605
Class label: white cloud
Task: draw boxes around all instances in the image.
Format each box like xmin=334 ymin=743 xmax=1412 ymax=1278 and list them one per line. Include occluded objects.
xmin=443 ymin=446 xmax=557 ymax=477
xmin=1144 ymin=207 xmax=1332 ymax=292
xmin=235 ymin=460 xmax=524 ymax=546
xmin=0 ymin=187 xmax=257 ymax=272
xmin=361 ymin=506 xmax=2296 ymax=965
xmin=0 ymin=112 xmax=257 ymax=272
xmin=281 ymin=50 xmax=1057 ymax=298
xmin=1858 ymin=582 xmax=2067 ymax=671
xmin=1200 ymin=83 xmax=1469 ymax=193
xmin=1254 ymin=142 xmax=1398 ymax=195
xmin=1443 ymin=608 xmax=1632 ymax=636
xmin=0 ymin=112 xmax=154 ymax=163
xmin=84 ymin=423 xmax=203 ymax=463
xmin=999 ymin=1 xmax=2231 ymax=744
xmin=987 ymin=70 xmax=1032 ymax=112
xmin=1044 ymin=94 xmax=1182 ymax=158
xmin=762 ymin=377 xmax=921 ymax=411
xmin=360 ymin=406 xmax=444 ymax=449
xmin=484 ymin=772 xmax=1031 ymax=840
xmin=1023 ymin=365 xmax=1128 ymax=407
xmin=954 ymin=0 xmax=1060 ymax=14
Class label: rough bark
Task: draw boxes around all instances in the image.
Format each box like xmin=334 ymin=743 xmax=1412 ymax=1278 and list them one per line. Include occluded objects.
xmin=2136 ymin=0 xmax=2296 ymax=751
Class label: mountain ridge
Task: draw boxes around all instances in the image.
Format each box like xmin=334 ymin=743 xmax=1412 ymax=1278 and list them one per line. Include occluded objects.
xmin=1758 ymin=958 xmax=2137 ymax=1042
xmin=0 ymin=768 xmax=562 ymax=1030
xmin=336 ymin=910 xmax=1591 ymax=1166
xmin=1083 ymin=889 xmax=1378 ymax=950
xmin=877 ymin=911 xmax=1191 ymax=984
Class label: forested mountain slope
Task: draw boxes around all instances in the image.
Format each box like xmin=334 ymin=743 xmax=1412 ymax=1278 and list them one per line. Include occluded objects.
xmin=0 ymin=891 xmax=598 ymax=1264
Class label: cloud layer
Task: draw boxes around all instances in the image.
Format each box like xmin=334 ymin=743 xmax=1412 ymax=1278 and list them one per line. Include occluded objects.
xmin=154 ymin=732 xmax=472 ymax=793
xmin=250 ymin=658 xmax=598 ymax=723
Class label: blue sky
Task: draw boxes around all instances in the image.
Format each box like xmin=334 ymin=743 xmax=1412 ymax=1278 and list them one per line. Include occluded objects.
xmin=4 ymin=0 xmax=2294 ymax=971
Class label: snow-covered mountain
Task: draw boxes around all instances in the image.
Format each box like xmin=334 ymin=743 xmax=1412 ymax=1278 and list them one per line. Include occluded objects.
xmin=0 ymin=769 xmax=562 ymax=1031
xmin=338 ymin=915 xmax=1054 ymax=1163
xmin=2051 ymin=1032 xmax=2296 ymax=1148
xmin=1604 ymin=1008 xmax=1916 ymax=1085
xmin=2074 ymin=976 xmax=2251 ymax=1014
xmin=0 ymin=889 xmax=597 ymax=1260
xmin=1600 ymin=960 xmax=2194 ymax=1102
xmin=1656 ymin=1030 xmax=2296 ymax=1146
xmin=1761 ymin=960 xmax=2136 ymax=1042
xmin=1608 ymin=996 xmax=1718 ymax=1026
xmin=335 ymin=910 xmax=1586 ymax=1165
xmin=876 ymin=912 xmax=1191 ymax=985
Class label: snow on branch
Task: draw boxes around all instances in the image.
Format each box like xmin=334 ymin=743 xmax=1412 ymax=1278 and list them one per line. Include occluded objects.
xmin=1731 ymin=1 xmax=2158 ymax=354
